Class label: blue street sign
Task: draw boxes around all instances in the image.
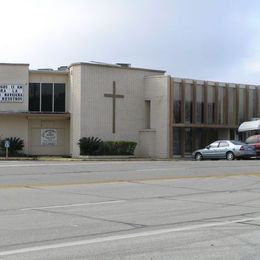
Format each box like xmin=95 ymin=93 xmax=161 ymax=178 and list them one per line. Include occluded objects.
xmin=4 ymin=140 xmax=10 ymax=148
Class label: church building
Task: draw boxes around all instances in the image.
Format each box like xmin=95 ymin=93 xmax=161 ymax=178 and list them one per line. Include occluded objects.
xmin=0 ymin=62 xmax=259 ymax=158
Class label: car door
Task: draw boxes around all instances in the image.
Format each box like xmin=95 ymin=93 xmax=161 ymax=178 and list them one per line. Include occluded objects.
xmin=217 ymin=141 xmax=230 ymax=158
xmin=204 ymin=141 xmax=220 ymax=159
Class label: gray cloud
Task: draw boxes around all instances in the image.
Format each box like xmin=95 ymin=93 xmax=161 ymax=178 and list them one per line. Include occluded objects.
xmin=0 ymin=0 xmax=259 ymax=84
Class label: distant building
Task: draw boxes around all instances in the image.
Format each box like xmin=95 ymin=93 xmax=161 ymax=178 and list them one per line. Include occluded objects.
xmin=0 ymin=62 xmax=259 ymax=158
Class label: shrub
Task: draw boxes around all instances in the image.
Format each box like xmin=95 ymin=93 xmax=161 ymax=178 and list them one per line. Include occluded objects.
xmin=78 ymin=137 xmax=137 ymax=156
xmin=78 ymin=137 xmax=103 ymax=155
xmin=0 ymin=137 xmax=24 ymax=156
xmin=102 ymin=141 xmax=137 ymax=155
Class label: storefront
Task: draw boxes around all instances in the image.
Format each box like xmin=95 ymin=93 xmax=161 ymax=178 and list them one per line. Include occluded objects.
xmin=170 ymin=78 xmax=260 ymax=157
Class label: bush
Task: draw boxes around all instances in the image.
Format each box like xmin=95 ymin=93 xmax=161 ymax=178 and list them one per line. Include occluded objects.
xmin=102 ymin=141 xmax=137 ymax=155
xmin=78 ymin=137 xmax=103 ymax=155
xmin=78 ymin=137 xmax=137 ymax=156
xmin=0 ymin=137 xmax=24 ymax=156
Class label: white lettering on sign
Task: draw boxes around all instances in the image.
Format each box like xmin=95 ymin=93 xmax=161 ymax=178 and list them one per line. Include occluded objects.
xmin=41 ymin=129 xmax=57 ymax=145
xmin=0 ymin=85 xmax=24 ymax=102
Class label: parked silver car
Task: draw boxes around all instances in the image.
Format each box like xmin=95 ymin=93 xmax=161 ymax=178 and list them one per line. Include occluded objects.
xmin=192 ymin=140 xmax=256 ymax=161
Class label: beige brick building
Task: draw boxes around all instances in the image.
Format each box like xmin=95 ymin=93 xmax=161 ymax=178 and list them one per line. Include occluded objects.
xmin=0 ymin=62 xmax=259 ymax=158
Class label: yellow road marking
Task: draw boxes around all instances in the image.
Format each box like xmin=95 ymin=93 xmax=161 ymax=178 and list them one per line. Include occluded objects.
xmin=0 ymin=172 xmax=260 ymax=189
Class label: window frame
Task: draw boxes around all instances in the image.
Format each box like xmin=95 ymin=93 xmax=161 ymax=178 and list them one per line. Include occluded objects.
xmin=29 ymin=82 xmax=66 ymax=113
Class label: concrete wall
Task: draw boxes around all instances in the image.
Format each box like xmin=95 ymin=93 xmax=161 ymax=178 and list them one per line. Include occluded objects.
xmin=0 ymin=64 xmax=29 ymax=112
xmin=138 ymin=129 xmax=156 ymax=157
xmin=71 ymin=63 xmax=164 ymax=156
xmin=0 ymin=116 xmax=29 ymax=154
xmin=28 ymin=118 xmax=70 ymax=155
xmin=144 ymin=75 xmax=170 ymax=158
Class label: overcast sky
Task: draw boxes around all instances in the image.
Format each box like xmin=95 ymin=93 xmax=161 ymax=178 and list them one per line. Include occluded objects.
xmin=0 ymin=0 xmax=260 ymax=84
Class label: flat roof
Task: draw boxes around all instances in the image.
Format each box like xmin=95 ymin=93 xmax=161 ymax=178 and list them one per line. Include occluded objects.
xmin=68 ymin=62 xmax=166 ymax=74
xmin=171 ymin=76 xmax=260 ymax=87
xmin=0 ymin=63 xmax=29 ymax=66
xmin=29 ymin=70 xmax=69 ymax=75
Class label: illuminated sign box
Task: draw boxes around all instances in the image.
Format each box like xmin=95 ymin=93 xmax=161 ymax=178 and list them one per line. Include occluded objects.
xmin=0 ymin=85 xmax=24 ymax=102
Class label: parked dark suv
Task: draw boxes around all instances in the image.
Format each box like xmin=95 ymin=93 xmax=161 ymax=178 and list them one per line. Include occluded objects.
xmin=245 ymin=135 xmax=260 ymax=156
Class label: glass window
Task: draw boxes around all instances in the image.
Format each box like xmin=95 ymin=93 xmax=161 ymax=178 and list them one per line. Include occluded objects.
xmin=219 ymin=141 xmax=229 ymax=147
xmin=173 ymin=82 xmax=182 ymax=123
xmin=209 ymin=141 xmax=219 ymax=148
xmin=184 ymin=128 xmax=192 ymax=154
xmin=185 ymin=84 xmax=193 ymax=123
xmin=231 ymin=140 xmax=244 ymax=145
xmin=248 ymin=88 xmax=256 ymax=119
xmin=41 ymin=83 xmax=53 ymax=112
xmin=145 ymin=100 xmax=151 ymax=129
xmin=207 ymin=85 xmax=215 ymax=124
xmin=218 ymin=87 xmax=226 ymax=124
xmin=54 ymin=83 xmax=65 ymax=112
xmin=173 ymin=127 xmax=181 ymax=155
xmin=228 ymin=87 xmax=237 ymax=125
xmin=196 ymin=84 xmax=204 ymax=124
xmin=29 ymin=82 xmax=66 ymax=113
xmin=29 ymin=83 xmax=40 ymax=111
xmin=239 ymin=87 xmax=246 ymax=123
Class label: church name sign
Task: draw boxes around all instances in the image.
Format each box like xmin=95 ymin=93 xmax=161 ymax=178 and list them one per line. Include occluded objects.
xmin=0 ymin=85 xmax=23 ymax=102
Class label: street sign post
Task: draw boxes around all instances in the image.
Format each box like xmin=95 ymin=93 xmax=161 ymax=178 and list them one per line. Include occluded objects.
xmin=4 ymin=140 xmax=10 ymax=159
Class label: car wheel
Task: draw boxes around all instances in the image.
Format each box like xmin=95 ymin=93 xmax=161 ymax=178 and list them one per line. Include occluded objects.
xmin=226 ymin=151 xmax=235 ymax=161
xmin=195 ymin=153 xmax=203 ymax=161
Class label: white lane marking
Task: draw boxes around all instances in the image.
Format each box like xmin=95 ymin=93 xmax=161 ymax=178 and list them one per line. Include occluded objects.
xmin=19 ymin=200 xmax=125 ymax=211
xmin=136 ymin=168 xmax=173 ymax=172
xmin=1 ymin=216 xmax=260 ymax=256
xmin=0 ymin=162 xmax=121 ymax=168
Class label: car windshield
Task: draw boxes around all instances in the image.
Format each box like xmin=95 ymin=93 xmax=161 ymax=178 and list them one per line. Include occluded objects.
xmin=230 ymin=140 xmax=244 ymax=145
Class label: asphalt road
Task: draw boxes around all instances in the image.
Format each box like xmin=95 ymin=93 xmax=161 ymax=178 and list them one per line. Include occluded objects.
xmin=0 ymin=160 xmax=260 ymax=259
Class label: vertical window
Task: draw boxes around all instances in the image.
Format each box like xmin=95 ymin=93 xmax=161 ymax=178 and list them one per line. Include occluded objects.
xmin=145 ymin=100 xmax=151 ymax=129
xmin=173 ymin=128 xmax=181 ymax=155
xmin=185 ymin=83 xmax=193 ymax=123
xmin=218 ymin=87 xmax=225 ymax=124
xmin=207 ymin=85 xmax=215 ymax=124
xmin=173 ymin=82 xmax=181 ymax=123
xmin=184 ymin=128 xmax=192 ymax=154
xmin=196 ymin=84 xmax=204 ymax=124
xmin=228 ymin=87 xmax=237 ymax=125
xmin=29 ymin=83 xmax=40 ymax=111
xmin=54 ymin=84 xmax=65 ymax=112
xmin=239 ymin=87 xmax=246 ymax=123
xmin=41 ymin=83 xmax=53 ymax=112
xmin=248 ymin=88 xmax=256 ymax=119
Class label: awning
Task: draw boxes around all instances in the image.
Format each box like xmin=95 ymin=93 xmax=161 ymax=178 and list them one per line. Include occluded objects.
xmin=238 ymin=120 xmax=260 ymax=132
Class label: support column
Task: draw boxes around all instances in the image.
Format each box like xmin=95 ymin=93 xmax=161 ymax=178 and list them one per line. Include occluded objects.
xmin=168 ymin=77 xmax=173 ymax=158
